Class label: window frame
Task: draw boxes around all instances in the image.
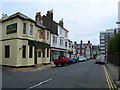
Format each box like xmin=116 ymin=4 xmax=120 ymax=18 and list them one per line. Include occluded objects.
xmin=29 ymin=46 xmax=33 ymax=58
xmin=43 ymin=48 xmax=45 ymax=58
xmin=30 ymin=24 xmax=33 ymax=36
xmin=22 ymin=45 xmax=26 ymax=58
xmin=5 ymin=45 xmax=10 ymax=58
xmin=38 ymin=50 xmax=41 ymax=57
xmin=23 ymin=23 xmax=26 ymax=35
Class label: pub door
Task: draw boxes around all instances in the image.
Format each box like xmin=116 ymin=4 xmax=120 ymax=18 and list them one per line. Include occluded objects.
xmin=34 ymin=47 xmax=37 ymax=64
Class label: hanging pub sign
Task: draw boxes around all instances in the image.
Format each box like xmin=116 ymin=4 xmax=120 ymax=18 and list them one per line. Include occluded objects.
xmin=39 ymin=30 xmax=45 ymax=38
xmin=28 ymin=40 xmax=50 ymax=48
xmin=6 ymin=23 xmax=17 ymax=34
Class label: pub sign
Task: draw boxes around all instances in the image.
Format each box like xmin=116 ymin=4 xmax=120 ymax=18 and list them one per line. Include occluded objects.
xmin=6 ymin=23 xmax=17 ymax=34
xmin=39 ymin=30 xmax=45 ymax=38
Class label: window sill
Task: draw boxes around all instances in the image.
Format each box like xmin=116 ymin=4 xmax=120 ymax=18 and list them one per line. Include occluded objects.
xmin=22 ymin=34 xmax=27 ymax=37
xmin=28 ymin=35 xmax=34 ymax=38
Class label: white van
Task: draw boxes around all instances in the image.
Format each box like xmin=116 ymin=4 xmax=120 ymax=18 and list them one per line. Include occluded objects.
xmin=96 ymin=55 xmax=105 ymax=64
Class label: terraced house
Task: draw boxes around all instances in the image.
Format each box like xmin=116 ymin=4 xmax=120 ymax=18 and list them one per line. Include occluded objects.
xmin=0 ymin=12 xmax=51 ymax=67
xmin=35 ymin=10 xmax=72 ymax=60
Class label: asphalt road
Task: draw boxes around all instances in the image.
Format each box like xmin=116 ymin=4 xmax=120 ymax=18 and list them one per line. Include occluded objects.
xmin=2 ymin=60 xmax=115 ymax=89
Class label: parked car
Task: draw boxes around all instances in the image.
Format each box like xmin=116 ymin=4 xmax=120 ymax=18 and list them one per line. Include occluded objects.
xmin=73 ymin=57 xmax=79 ymax=63
xmin=79 ymin=56 xmax=86 ymax=62
xmin=90 ymin=57 xmax=96 ymax=59
xmin=96 ymin=55 xmax=105 ymax=64
xmin=86 ymin=57 xmax=90 ymax=60
xmin=69 ymin=58 xmax=76 ymax=64
xmin=53 ymin=56 xmax=70 ymax=67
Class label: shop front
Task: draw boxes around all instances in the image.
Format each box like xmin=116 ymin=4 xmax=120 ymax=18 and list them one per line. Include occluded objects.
xmin=28 ymin=40 xmax=50 ymax=65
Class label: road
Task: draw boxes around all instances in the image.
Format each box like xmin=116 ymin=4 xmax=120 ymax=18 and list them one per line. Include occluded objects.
xmin=2 ymin=60 xmax=116 ymax=89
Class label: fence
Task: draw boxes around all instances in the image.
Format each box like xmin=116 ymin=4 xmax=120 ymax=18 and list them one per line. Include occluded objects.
xmin=107 ymin=52 xmax=120 ymax=66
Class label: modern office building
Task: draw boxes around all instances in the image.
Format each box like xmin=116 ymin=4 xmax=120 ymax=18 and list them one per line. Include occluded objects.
xmin=100 ymin=29 xmax=116 ymax=59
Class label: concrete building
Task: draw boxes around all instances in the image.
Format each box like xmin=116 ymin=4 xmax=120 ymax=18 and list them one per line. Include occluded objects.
xmin=100 ymin=29 xmax=116 ymax=59
xmin=1 ymin=12 xmax=51 ymax=67
xmin=116 ymin=1 xmax=120 ymax=33
xmin=100 ymin=32 xmax=106 ymax=56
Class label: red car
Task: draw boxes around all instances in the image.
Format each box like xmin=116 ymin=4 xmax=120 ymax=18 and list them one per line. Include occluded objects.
xmin=53 ymin=56 xmax=70 ymax=67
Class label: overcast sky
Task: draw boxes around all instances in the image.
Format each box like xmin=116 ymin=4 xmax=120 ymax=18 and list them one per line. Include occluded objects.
xmin=1 ymin=0 xmax=119 ymax=45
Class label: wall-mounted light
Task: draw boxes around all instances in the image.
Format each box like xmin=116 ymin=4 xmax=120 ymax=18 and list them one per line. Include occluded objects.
xmin=19 ymin=47 xmax=23 ymax=50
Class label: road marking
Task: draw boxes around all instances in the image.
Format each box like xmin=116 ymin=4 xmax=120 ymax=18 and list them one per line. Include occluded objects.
xmin=25 ymin=78 xmax=53 ymax=90
xmin=103 ymin=66 xmax=114 ymax=90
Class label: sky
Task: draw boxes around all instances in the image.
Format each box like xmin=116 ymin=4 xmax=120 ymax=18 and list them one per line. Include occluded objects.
xmin=0 ymin=0 xmax=119 ymax=45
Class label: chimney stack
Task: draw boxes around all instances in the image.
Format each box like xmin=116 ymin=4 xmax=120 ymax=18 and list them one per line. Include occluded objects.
xmin=81 ymin=40 xmax=82 ymax=44
xmin=88 ymin=41 xmax=90 ymax=44
xmin=46 ymin=9 xmax=53 ymax=20
xmin=59 ymin=18 xmax=64 ymax=27
xmin=35 ymin=12 xmax=43 ymax=23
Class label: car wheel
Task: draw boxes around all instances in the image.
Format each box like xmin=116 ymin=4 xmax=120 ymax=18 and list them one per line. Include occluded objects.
xmin=64 ymin=62 xmax=67 ymax=66
xmin=61 ymin=62 xmax=65 ymax=66
xmin=55 ymin=63 xmax=59 ymax=67
xmin=71 ymin=61 xmax=73 ymax=64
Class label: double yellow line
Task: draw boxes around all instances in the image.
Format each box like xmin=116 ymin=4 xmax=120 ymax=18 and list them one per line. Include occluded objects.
xmin=103 ymin=65 xmax=114 ymax=90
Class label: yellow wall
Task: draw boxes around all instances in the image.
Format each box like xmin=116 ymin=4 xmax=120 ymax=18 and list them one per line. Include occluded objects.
xmin=2 ymin=17 xmax=51 ymax=66
xmin=2 ymin=39 xmax=17 ymax=66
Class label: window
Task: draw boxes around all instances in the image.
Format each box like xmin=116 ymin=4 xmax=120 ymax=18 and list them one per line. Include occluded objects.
xmin=65 ymin=32 xmax=67 ymax=37
xmin=56 ymin=37 xmax=57 ymax=43
xmin=53 ymin=36 xmax=57 ymax=43
xmin=60 ymin=39 xmax=63 ymax=46
xmin=22 ymin=45 xmax=26 ymax=58
xmin=59 ymin=27 xmax=62 ymax=34
xmin=69 ymin=43 xmax=71 ymax=48
xmin=53 ymin=36 xmax=55 ymax=43
xmin=65 ymin=41 xmax=67 ymax=47
xmin=5 ymin=45 xmax=10 ymax=58
xmin=29 ymin=46 xmax=33 ymax=58
xmin=23 ymin=23 xmax=26 ymax=34
xmin=43 ymin=48 xmax=45 ymax=58
xmin=47 ymin=32 xmax=48 ymax=40
xmin=30 ymin=25 xmax=33 ymax=36
xmin=38 ymin=51 xmax=41 ymax=57
xmin=47 ymin=49 xmax=49 ymax=57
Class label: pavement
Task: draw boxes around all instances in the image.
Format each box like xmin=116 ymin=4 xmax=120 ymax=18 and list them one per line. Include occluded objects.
xmin=105 ymin=61 xmax=120 ymax=89
xmin=2 ymin=63 xmax=55 ymax=72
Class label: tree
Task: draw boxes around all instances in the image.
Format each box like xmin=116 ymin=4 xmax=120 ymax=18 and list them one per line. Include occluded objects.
xmin=108 ymin=33 xmax=120 ymax=54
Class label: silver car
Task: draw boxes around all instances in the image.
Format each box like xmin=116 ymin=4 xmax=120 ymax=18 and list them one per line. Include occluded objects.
xmin=96 ymin=55 xmax=105 ymax=64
